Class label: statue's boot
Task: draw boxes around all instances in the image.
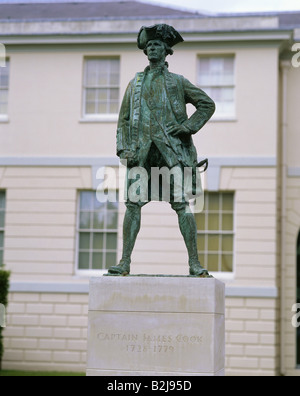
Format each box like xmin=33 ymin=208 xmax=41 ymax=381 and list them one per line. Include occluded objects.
xmin=108 ymin=259 xmax=130 ymax=276
xmin=189 ymin=260 xmax=209 ymax=277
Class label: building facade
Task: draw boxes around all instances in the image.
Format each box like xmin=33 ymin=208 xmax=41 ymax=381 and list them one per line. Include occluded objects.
xmin=0 ymin=1 xmax=299 ymax=375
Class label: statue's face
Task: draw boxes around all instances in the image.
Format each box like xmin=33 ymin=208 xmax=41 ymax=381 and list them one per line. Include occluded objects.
xmin=146 ymin=40 xmax=166 ymax=62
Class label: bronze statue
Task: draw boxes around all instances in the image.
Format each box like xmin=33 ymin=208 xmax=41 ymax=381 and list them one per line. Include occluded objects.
xmin=108 ymin=24 xmax=215 ymax=276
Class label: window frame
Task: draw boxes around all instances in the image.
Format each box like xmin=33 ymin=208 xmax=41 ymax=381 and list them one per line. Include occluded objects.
xmin=82 ymin=56 xmax=120 ymax=122
xmin=196 ymin=191 xmax=236 ymax=280
xmin=0 ymin=191 xmax=6 ymax=268
xmin=0 ymin=58 xmax=9 ymax=121
xmin=75 ymin=190 xmax=119 ymax=277
xmin=197 ymin=54 xmax=236 ymax=121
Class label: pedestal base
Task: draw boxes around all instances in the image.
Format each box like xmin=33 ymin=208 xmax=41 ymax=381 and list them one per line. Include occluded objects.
xmin=87 ymin=276 xmax=225 ymax=376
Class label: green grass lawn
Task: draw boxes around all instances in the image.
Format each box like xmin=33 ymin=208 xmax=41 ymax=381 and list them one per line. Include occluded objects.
xmin=0 ymin=370 xmax=85 ymax=376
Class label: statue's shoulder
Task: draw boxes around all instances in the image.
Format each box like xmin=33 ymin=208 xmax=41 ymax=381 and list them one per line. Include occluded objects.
xmin=165 ymin=70 xmax=185 ymax=83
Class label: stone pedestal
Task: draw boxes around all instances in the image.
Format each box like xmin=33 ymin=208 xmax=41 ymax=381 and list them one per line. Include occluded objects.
xmin=87 ymin=276 xmax=225 ymax=376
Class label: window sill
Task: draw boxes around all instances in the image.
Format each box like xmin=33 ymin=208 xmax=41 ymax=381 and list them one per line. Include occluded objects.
xmin=0 ymin=116 xmax=9 ymax=123
xmin=76 ymin=269 xmax=108 ymax=277
xmin=210 ymin=272 xmax=235 ymax=281
xmin=80 ymin=114 xmax=118 ymax=123
xmin=210 ymin=116 xmax=237 ymax=123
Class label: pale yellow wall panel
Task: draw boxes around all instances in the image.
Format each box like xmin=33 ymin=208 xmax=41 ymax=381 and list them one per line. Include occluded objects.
xmin=7 ymin=188 xmax=77 ymax=201
xmin=235 ymin=203 xmax=277 ymax=216
xmin=5 ymin=225 xmax=75 ymax=238
xmin=6 ymin=262 xmax=73 ymax=275
xmin=5 ymin=237 xmax=75 ymax=250
xmin=6 ymin=213 xmax=76 ymax=226
xmin=237 ymin=228 xmax=277 ymax=241
xmin=232 ymin=168 xmax=276 ymax=179
xmin=236 ymin=191 xmax=277 ymax=203
xmin=236 ymin=215 xmax=276 ymax=229
xmin=1 ymin=177 xmax=83 ymax=189
xmin=6 ymin=201 xmax=76 ymax=213
xmin=4 ymin=167 xmax=82 ymax=177
xmin=227 ymin=177 xmax=277 ymax=191
xmin=5 ymin=249 xmax=74 ymax=263
xmin=134 ymin=238 xmax=186 ymax=253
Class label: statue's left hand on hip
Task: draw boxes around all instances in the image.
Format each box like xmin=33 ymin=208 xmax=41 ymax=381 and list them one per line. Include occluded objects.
xmin=168 ymin=124 xmax=191 ymax=137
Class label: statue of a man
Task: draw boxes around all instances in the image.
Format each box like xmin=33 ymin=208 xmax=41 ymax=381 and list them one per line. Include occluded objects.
xmin=108 ymin=24 xmax=215 ymax=276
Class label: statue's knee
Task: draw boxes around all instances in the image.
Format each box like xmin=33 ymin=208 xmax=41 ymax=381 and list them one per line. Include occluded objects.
xmin=171 ymin=202 xmax=189 ymax=214
xmin=125 ymin=201 xmax=142 ymax=214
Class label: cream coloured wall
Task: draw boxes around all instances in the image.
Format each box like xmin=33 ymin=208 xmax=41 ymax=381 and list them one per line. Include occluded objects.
xmin=283 ymin=177 xmax=300 ymax=375
xmin=0 ymin=44 xmax=279 ymax=160
xmin=286 ymin=66 xmax=300 ymax=168
xmin=0 ymin=37 xmax=284 ymax=376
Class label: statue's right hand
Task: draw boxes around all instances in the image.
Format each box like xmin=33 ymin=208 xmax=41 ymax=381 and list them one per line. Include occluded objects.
xmin=120 ymin=150 xmax=138 ymax=167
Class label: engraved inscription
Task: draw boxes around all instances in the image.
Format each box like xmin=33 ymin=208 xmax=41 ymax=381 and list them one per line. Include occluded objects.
xmin=96 ymin=332 xmax=203 ymax=354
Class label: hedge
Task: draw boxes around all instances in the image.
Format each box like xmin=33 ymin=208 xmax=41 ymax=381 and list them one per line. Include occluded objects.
xmin=0 ymin=269 xmax=10 ymax=371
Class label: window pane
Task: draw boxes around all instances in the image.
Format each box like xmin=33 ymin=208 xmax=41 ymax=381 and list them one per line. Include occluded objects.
xmin=0 ymin=250 xmax=3 ymax=267
xmin=222 ymin=235 xmax=233 ymax=252
xmin=0 ymin=232 xmax=3 ymax=248
xmin=208 ymin=214 xmax=219 ymax=231
xmin=0 ymin=103 xmax=7 ymax=115
xmin=197 ymin=235 xmax=205 ymax=252
xmin=77 ymin=190 xmax=119 ymax=272
xmin=0 ymin=63 xmax=9 ymax=88
xmin=80 ymin=192 xmax=93 ymax=210
xmin=106 ymin=233 xmax=117 ymax=250
xmin=222 ymin=214 xmax=233 ymax=231
xmin=86 ymin=89 xmax=97 ymax=102
xmin=92 ymin=253 xmax=103 ymax=270
xmin=78 ymin=252 xmax=90 ymax=269
xmin=208 ymin=235 xmax=219 ymax=252
xmin=93 ymin=212 xmax=105 ymax=229
xmin=94 ymin=192 xmax=107 ymax=211
xmin=195 ymin=192 xmax=234 ymax=273
xmin=107 ymin=199 xmax=119 ymax=211
xmin=195 ymin=213 xmax=205 ymax=231
xmin=208 ymin=194 xmax=219 ymax=211
xmin=84 ymin=58 xmax=120 ymax=115
xmin=0 ymin=193 xmax=5 ymax=209
xmin=198 ymin=56 xmax=235 ymax=118
xmin=93 ymin=233 xmax=104 ymax=250
xmin=98 ymin=89 xmax=108 ymax=101
xmin=106 ymin=212 xmax=118 ymax=230
xmin=85 ymin=102 xmax=96 ymax=114
xmin=106 ymin=252 xmax=117 ymax=269
xmin=97 ymin=103 xmax=108 ymax=114
xmin=222 ymin=254 xmax=233 ymax=272
xmin=222 ymin=194 xmax=234 ymax=211
xmin=109 ymin=102 xmax=119 ymax=114
xmin=79 ymin=233 xmax=90 ymax=250
xmin=0 ymin=211 xmax=5 ymax=229
xmin=80 ymin=212 xmax=92 ymax=229
xmin=207 ymin=254 xmax=219 ymax=272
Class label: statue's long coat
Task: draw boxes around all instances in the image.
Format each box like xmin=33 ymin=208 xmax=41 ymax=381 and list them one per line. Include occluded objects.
xmin=116 ymin=66 xmax=216 ymax=169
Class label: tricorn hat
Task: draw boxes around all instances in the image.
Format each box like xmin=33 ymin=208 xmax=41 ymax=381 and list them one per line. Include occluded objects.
xmin=137 ymin=24 xmax=184 ymax=50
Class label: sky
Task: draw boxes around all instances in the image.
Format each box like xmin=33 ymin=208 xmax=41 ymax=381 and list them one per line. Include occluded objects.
xmin=0 ymin=0 xmax=300 ymax=14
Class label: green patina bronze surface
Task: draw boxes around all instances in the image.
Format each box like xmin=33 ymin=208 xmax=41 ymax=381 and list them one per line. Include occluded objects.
xmin=107 ymin=24 xmax=215 ymax=277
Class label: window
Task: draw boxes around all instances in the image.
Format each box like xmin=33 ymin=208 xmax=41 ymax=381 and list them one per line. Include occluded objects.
xmin=197 ymin=56 xmax=235 ymax=119
xmin=0 ymin=59 xmax=9 ymax=118
xmin=77 ymin=191 xmax=118 ymax=273
xmin=0 ymin=192 xmax=6 ymax=267
xmin=83 ymin=58 xmax=120 ymax=118
xmin=297 ymin=232 xmax=300 ymax=366
xmin=195 ymin=192 xmax=234 ymax=274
